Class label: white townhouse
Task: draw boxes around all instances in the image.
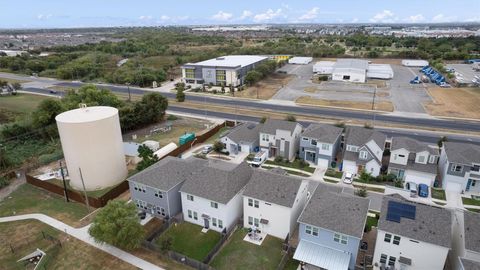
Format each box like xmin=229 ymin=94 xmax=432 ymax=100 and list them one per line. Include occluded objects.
xmin=439 ymin=142 xmax=480 ymax=193
xmin=388 ymin=137 xmax=439 ymax=187
xmin=179 ymin=160 xmax=252 ymax=233
xmin=342 ymin=126 xmax=386 ymax=177
xmin=259 ymin=119 xmax=303 ymax=161
xmin=242 ymin=169 xmax=310 ymax=239
xmin=373 ymin=194 xmax=451 ymax=270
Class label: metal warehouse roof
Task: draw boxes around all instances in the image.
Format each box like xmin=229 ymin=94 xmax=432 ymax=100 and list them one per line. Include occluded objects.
xmin=294 ymin=240 xmax=351 ymax=270
xmin=334 ymin=59 xmax=369 ymax=71
xmin=184 ymin=55 xmax=267 ymax=68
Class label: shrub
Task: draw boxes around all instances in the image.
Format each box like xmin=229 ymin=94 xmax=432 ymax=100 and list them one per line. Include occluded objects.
xmin=355 ymin=186 xmax=368 ymax=197
xmin=166 ymin=114 xmax=179 ymax=121
xmin=274 ymin=156 xmax=284 ymax=163
xmin=318 ymin=75 xmax=329 ymax=81
xmin=246 ymin=153 xmax=255 ymax=161
xmin=285 ymin=114 xmax=296 ymax=122
xmin=212 ymin=140 xmax=225 ymax=152
xmin=298 ymin=159 xmax=308 ymax=168
xmin=0 ymin=176 xmax=10 ymax=189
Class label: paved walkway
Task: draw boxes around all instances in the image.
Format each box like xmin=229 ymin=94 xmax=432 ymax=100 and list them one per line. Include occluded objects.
xmin=0 ymin=214 xmax=164 ymax=270
xmin=446 ymin=191 xmax=464 ymax=209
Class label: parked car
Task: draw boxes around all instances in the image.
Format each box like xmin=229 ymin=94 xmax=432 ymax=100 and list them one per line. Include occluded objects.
xmin=49 ymin=90 xmax=58 ymax=94
xmin=250 ymin=151 xmax=267 ymax=167
xmin=406 ymin=182 xmax=418 ymax=197
xmin=202 ymin=145 xmax=213 ymax=154
xmin=418 ymin=184 xmax=429 ymax=198
xmin=343 ymin=172 xmax=354 ymax=184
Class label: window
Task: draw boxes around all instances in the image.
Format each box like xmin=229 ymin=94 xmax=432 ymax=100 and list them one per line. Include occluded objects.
xmin=388 ymin=256 xmax=396 ymax=266
xmin=384 ymin=233 xmax=392 ymax=243
xmin=157 ymin=207 xmax=166 ymax=216
xmin=188 ymin=210 xmax=192 ymax=218
xmin=312 ymin=227 xmax=319 ymax=236
xmin=429 ymin=155 xmax=436 ymax=163
xmin=334 ymin=233 xmax=348 ymax=245
xmin=193 ymin=211 xmax=198 ymax=220
xmin=211 ymin=202 xmax=218 ymax=209
xmin=322 ymin=144 xmax=330 ymax=150
xmin=359 ymin=151 xmax=368 ymax=160
xmin=154 ymin=190 xmax=163 ymax=198
xmin=311 ymin=140 xmax=317 ymax=146
xmin=253 ymin=218 xmax=259 ymax=227
xmin=393 ymin=236 xmax=401 ymax=245
xmin=218 ymin=219 xmax=223 ymax=229
xmin=302 ymin=137 xmax=309 ymax=141
xmin=343 ymin=75 xmax=350 ymax=80
xmin=346 ymin=145 xmax=358 ymax=152
xmin=134 ymin=183 xmax=146 ymax=192
xmin=248 ymin=198 xmax=253 ymax=207
xmin=452 ymin=164 xmax=463 ymax=173
xmin=187 ymin=194 xmax=194 ymax=201
xmin=248 ymin=216 xmax=253 ymax=225
xmin=212 ymin=218 xmax=217 ymax=227
xmin=254 ymin=200 xmax=259 ymax=208
xmin=417 ymin=155 xmax=425 ymax=163
xmin=216 ymin=70 xmax=226 ymax=81
xmin=380 ymin=254 xmax=388 ymax=264
xmin=305 ymin=225 xmax=312 ymax=235
xmin=185 ymin=68 xmax=195 ymax=79
xmin=262 ymin=134 xmax=270 ymax=142
xmin=398 ymin=154 xmax=405 ymax=158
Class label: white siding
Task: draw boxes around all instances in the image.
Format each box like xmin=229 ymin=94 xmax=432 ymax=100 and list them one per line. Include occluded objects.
xmin=366 ymin=159 xmax=381 ymax=177
xmin=415 ymin=151 xmax=430 ymax=164
xmin=243 ymin=196 xmax=292 ymax=239
xmin=343 ymin=160 xmax=358 ymax=175
xmin=390 ymin=148 xmax=409 ymax=166
xmin=366 ymin=140 xmax=383 ymax=161
xmin=405 ymin=170 xmax=436 ymax=187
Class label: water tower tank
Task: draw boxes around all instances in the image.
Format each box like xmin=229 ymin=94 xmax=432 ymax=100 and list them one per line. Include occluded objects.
xmin=56 ymin=106 xmax=127 ymax=191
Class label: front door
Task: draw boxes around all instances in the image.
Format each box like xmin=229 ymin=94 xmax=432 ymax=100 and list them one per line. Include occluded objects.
xmin=204 ymin=218 xmax=209 ymax=229
xmin=466 ymin=179 xmax=472 ymax=192
xmin=398 ymin=169 xmax=405 ymax=179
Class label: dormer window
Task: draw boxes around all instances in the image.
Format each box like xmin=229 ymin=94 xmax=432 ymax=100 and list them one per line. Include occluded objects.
xmin=451 ymin=164 xmax=463 ymax=173
xmin=429 ymin=155 xmax=436 ymax=163
xmin=417 ymin=155 xmax=425 ymax=163
xmin=359 ymin=151 xmax=368 ymax=160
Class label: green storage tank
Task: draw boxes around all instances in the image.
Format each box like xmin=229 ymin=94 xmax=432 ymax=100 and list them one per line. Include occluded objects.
xmin=179 ymin=133 xmax=195 ymax=146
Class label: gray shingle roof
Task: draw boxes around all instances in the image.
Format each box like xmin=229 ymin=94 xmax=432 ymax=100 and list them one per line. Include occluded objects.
xmin=223 ymin=122 xmax=261 ymax=144
xmin=444 ymin=142 xmax=480 ymax=165
xmin=179 ymin=160 xmax=253 ymax=204
xmin=298 ymin=187 xmax=369 ymax=238
xmin=460 ymin=258 xmax=480 ymax=270
xmin=389 ymin=160 xmax=438 ymax=175
xmin=260 ymin=119 xmax=302 ymax=135
xmin=464 ymin=211 xmax=480 ymax=253
xmin=345 ymin=126 xmax=386 ymax=149
xmin=378 ymin=194 xmax=451 ymax=248
xmin=301 ymin=124 xmax=343 ymax=144
xmin=391 ymin=137 xmax=438 ymax=155
xmin=243 ymin=169 xmax=304 ymax=208
xmin=127 ymin=156 xmax=206 ymax=191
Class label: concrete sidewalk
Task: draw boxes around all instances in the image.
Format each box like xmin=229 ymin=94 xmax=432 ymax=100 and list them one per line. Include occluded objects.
xmin=0 ymin=214 xmax=164 ymax=270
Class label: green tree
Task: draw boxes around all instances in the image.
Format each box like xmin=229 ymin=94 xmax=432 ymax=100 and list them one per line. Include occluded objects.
xmin=32 ymin=99 xmax=65 ymax=127
xmin=176 ymin=83 xmax=185 ymax=102
xmin=359 ymin=170 xmax=373 ymax=183
xmin=285 ymin=114 xmax=296 ymax=122
xmin=89 ymin=200 xmax=144 ymax=250
xmin=259 ymin=116 xmax=267 ymax=124
xmin=134 ymin=92 xmax=168 ymax=126
xmin=438 ymin=136 xmax=448 ymax=148
xmin=63 ymin=85 xmax=123 ymax=109
xmin=355 ymin=186 xmax=367 ymax=197
xmin=212 ymin=140 xmax=225 ymax=152
xmin=11 ymin=82 xmax=22 ymax=90
xmin=136 ymin=144 xmax=159 ymax=171
xmin=244 ymin=70 xmax=262 ymax=86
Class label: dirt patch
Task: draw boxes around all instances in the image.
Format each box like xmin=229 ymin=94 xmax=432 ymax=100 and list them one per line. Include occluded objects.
xmin=296 ymin=96 xmax=394 ymax=112
xmin=304 ymin=87 xmax=317 ymax=93
xmin=235 ymin=73 xmax=292 ymax=100
xmin=424 ymin=87 xmax=480 ymax=119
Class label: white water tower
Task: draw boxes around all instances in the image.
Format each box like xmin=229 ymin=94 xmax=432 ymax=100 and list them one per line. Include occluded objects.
xmin=56 ymin=106 xmax=127 ymax=191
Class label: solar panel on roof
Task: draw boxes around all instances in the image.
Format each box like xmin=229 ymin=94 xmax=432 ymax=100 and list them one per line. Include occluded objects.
xmin=386 ymin=201 xmax=416 ymax=223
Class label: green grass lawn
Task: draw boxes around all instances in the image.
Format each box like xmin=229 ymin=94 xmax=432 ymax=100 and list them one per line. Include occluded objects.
xmin=324 ymin=178 xmax=339 ymax=184
xmin=0 ymin=93 xmax=51 ymax=114
xmin=352 ymin=184 xmax=385 ymax=193
xmin=205 ymin=126 xmax=231 ymax=144
xmin=462 ymin=197 xmax=480 ymax=206
xmin=0 ymin=184 xmax=89 ymax=226
xmin=466 ymin=208 xmax=480 ymax=213
xmin=156 ymin=222 xmax=221 ymax=261
xmin=46 ymin=179 xmax=123 ymax=198
xmin=283 ymin=257 xmax=300 ymax=270
xmin=431 ymin=188 xmax=446 ymax=201
xmin=325 ymin=169 xmax=343 ymax=179
xmin=210 ymin=229 xmax=284 ymax=270
xmin=264 ymin=159 xmax=315 ymax=173
xmin=261 ymin=165 xmax=310 ymax=177
xmin=366 ymin=216 xmax=379 ymax=228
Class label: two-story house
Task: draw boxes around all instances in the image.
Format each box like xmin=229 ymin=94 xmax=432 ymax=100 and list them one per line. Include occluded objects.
xmin=259 ymin=119 xmax=303 ymax=161
xmin=242 ymin=168 xmax=310 ymax=239
xmin=294 ymin=188 xmax=369 ymax=270
xmin=299 ymin=124 xmax=343 ymax=168
xmin=128 ymin=156 xmax=206 ymax=218
xmin=220 ymin=122 xmax=262 ymax=155
xmin=342 ymin=126 xmax=386 ymax=177
xmin=373 ymin=194 xmax=451 ymax=270
xmin=439 ymin=142 xmax=480 ymax=193
xmin=457 ymin=211 xmax=480 ymax=270
xmin=179 ymin=160 xmax=252 ymax=233
xmin=388 ymin=137 xmax=439 ymax=187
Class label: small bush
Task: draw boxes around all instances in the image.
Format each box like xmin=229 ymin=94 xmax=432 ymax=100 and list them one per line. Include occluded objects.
xmin=285 ymin=115 xmax=296 ymax=122
xmin=298 ymin=159 xmax=308 ymax=168
xmin=213 ymin=140 xmax=225 ymax=152
xmin=318 ymin=75 xmax=329 ymax=81
xmin=0 ymin=176 xmax=10 ymax=189
xmin=274 ymin=156 xmax=284 ymax=163
xmin=246 ymin=153 xmax=255 ymax=161
xmin=166 ymin=115 xmax=179 ymax=121
xmin=355 ymin=187 xmax=367 ymax=197
xmin=38 ymin=151 xmax=64 ymax=165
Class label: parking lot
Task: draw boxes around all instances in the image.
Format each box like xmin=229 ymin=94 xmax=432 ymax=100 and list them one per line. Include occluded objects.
xmin=272 ymin=62 xmax=433 ymax=114
xmin=446 ymin=63 xmax=480 ymax=84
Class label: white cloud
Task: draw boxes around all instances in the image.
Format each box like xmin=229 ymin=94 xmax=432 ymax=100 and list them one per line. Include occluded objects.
xmin=465 ymin=17 xmax=480 ymax=22
xmin=352 ymin=18 xmax=359 ymax=23
xmin=239 ymin=10 xmax=253 ymax=20
xmin=370 ymin=10 xmax=396 ymax=23
xmin=298 ymin=7 xmax=319 ymax=21
xmin=432 ymin=13 xmax=457 ymax=23
xmin=139 ymin=15 xmax=153 ymax=20
xmin=212 ymin=11 xmax=233 ymax=21
xmin=160 ymin=15 xmax=170 ymax=21
xmin=405 ymin=14 xmax=425 ymax=23
xmin=37 ymin=14 xmax=52 ymax=20
xmin=253 ymin=9 xmax=283 ymax=22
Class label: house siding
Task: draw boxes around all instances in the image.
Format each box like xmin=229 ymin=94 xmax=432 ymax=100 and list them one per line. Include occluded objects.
xmin=299 ymin=136 xmax=340 ymax=167
xmin=128 ymin=180 xmax=180 ymax=218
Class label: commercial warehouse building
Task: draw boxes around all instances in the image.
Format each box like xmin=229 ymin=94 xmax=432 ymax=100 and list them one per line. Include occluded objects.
xmin=181 ymin=55 xmax=268 ymax=87
xmin=313 ymin=59 xmax=394 ymax=82
xmin=288 ymin=57 xmax=313 ymax=65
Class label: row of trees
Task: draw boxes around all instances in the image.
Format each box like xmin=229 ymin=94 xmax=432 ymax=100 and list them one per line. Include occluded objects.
xmin=244 ymin=60 xmax=280 ymax=86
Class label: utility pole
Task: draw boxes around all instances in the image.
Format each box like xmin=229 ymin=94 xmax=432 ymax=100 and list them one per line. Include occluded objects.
xmin=59 ymin=161 xmax=69 ymax=202
xmin=126 ymin=82 xmax=131 ymax=102
xmin=78 ymin=168 xmax=91 ymax=212
xmin=371 ymin=87 xmax=377 ymax=128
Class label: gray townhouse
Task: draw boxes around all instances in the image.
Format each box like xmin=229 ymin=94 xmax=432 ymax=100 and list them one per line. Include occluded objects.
xmin=294 ymin=188 xmax=369 ymax=270
xmin=259 ymin=119 xmax=303 ymax=161
xmin=439 ymin=141 xmax=480 ymax=193
xmin=299 ymin=123 xmax=343 ymax=168
xmin=220 ymin=122 xmax=262 ymax=154
xmin=388 ymin=137 xmax=439 ymax=187
xmin=342 ymin=126 xmax=386 ymax=177
xmin=128 ymin=156 xmax=206 ymax=219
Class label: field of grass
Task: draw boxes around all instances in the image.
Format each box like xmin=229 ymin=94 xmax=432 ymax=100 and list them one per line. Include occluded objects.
xmin=2 ymin=138 xmax=63 ymax=168
xmin=352 ymin=184 xmax=385 ymax=193
xmin=210 ymin=229 xmax=284 ymax=270
xmin=0 ymin=93 xmax=50 ymax=115
xmin=0 ymin=220 xmax=136 ymax=270
xmin=261 ymin=165 xmax=311 ymax=177
xmin=424 ymin=87 xmax=480 ymax=119
xmin=0 ymin=184 xmax=89 ymax=226
xmin=283 ymin=257 xmax=300 ymax=270
xmin=296 ymin=96 xmax=394 ymax=112
xmin=431 ymin=188 xmax=446 ymax=201
xmin=466 ymin=208 xmax=480 ymax=213
xmin=235 ymin=74 xmax=292 ymax=100
xmin=462 ymin=196 xmax=480 ymax=206
xmin=156 ymin=222 xmax=221 ymax=261
xmin=325 ymin=168 xmax=343 ymax=179
xmin=324 ymin=178 xmax=340 ymax=183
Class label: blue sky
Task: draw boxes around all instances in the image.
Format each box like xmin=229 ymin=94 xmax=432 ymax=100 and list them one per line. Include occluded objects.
xmin=1 ymin=0 xmax=479 ymax=28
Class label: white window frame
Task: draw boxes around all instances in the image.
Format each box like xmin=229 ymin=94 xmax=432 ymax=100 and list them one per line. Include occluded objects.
xmin=212 ymin=217 xmax=217 ymax=227
xmin=248 ymin=216 xmax=253 ymax=225
xmin=248 ymin=198 xmax=253 ymax=207
xmin=193 ymin=211 xmax=198 ymax=220
xmin=305 ymin=225 xmax=312 ymax=235
xmin=254 ymin=200 xmax=259 ymax=208
xmin=188 ymin=210 xmax=192 ymax=219
xmin=311 ymin=139 xmax=317 ymax=146
xmin=417 ymin=155 xmax=425 ymax=163
xmin=218 ymin=219 xmax=223 ymax=229
xmin=359 ymin=151 xmax=368 ymax=160
xmin=187 ymin=194 xmax=194 ymax=201
xmin=429 ymin=155 xmax=436 ymax=163
xmin=321 ymin=144 xmax=330 ymax=150
xmin=334 ymin=233 xmax=348 ymax=245
xmin=393 ymin=235 xmax=401 ymax=245
xmin=380 ymin=254 xmax=387 ymax=264
xmin=211 ymin=201 xmax=218 ymax=209
xmin=384 ymin=233 xmax=392 ymax=243
xmin=452 ymin=164 xmax=463 ymax=173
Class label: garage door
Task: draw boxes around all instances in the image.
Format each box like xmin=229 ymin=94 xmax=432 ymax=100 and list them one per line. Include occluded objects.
xmin=446 ymin=182 xmax=462 ymax=193
xmin=317 ymin=158 xmax=329 ymax=169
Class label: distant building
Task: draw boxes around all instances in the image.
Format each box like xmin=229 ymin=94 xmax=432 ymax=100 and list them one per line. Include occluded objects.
xmin=181 ymin=55 xmax=268 ymax=87
xmin=313 ymin=59 xmax=394 ymax=82
xmin=439 ymin=142 xmax=480 ymax=193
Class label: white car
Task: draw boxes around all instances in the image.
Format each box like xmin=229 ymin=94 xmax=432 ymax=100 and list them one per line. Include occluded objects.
xmin=343 ymin=172 xmax=354 ymax=184
xmin=202 ymin=145 xmax=213 ymax=154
